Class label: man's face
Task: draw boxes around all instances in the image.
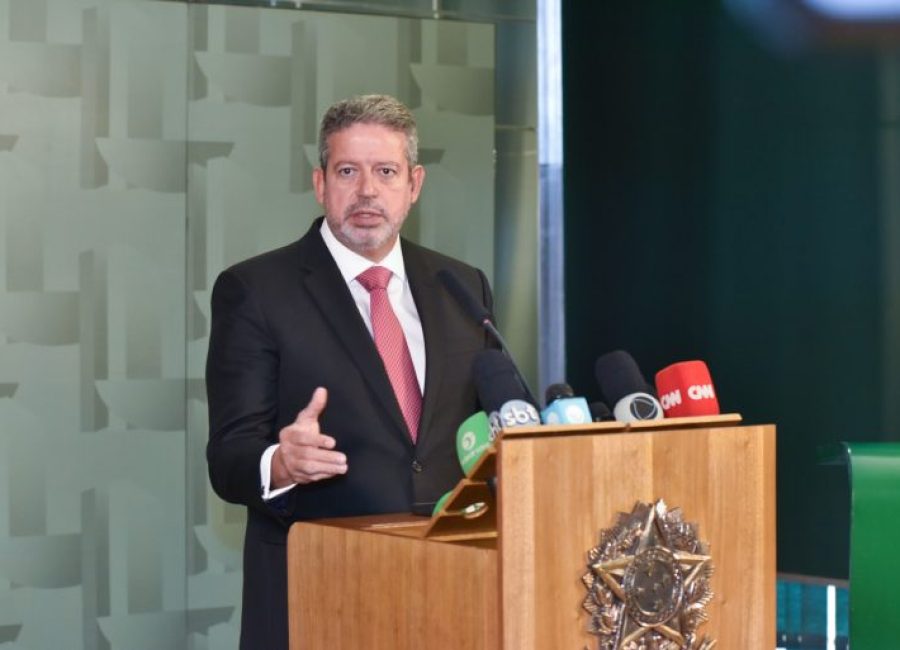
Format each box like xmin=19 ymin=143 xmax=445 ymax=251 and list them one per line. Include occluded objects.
xmin=313 ymin=122 xmax=425 ymax=262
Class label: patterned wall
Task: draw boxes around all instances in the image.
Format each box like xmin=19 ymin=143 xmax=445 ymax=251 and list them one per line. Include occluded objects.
xmin=0 ymin=1 xmax=501 ymax=648
xmin=0 ymin=2 xmax=189 ymax=648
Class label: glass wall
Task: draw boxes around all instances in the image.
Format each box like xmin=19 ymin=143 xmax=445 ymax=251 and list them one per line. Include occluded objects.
xmin=0 ymin=2 xmax=190 ymax=647
xmin=0 ymin=1 xmax=536 ymax=648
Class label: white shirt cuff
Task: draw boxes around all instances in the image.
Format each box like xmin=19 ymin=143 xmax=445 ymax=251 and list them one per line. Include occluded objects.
xmin=260 ymin=444 xmax=297 ymax=500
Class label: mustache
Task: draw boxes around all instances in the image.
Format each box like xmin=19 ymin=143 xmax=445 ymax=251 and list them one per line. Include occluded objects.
xmin=344 ymin=200 xmax=386 ymax=219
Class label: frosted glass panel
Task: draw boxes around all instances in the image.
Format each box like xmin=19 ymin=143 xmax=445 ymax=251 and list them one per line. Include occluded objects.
xmin=0 ymin=0 xmax=189 ymax=648
xmin=0 ymin=0 xmax=534 ymax=647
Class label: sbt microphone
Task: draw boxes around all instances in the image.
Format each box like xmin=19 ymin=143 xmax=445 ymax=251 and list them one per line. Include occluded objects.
xmin=655 ymin=360 xmax=720 ymax=417
xmin=473 ymin=349 xmax=540 ymax=436
xmin=595 ymin=350 xmax=663 ymax=423
xmin=540 ymin=382 xmax=591 ymax=425
xmin=455 ymin=411 xmax=493 ymax=475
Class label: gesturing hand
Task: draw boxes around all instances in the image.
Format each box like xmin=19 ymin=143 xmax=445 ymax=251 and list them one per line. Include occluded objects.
xmin=271 ymin=387 xmax=347 ymax=487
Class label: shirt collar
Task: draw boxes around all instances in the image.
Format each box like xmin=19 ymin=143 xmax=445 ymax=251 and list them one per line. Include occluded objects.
xmin=319 ymin=218 xmax=406 ymax=284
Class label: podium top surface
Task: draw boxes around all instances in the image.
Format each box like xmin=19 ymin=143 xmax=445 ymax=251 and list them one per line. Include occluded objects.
xmin=499 ymin=413 xmax=743 ymax=438
xmin=295 ymin=512 xmax=429 ymax=534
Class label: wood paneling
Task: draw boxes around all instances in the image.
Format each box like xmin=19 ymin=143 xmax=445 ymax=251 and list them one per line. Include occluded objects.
xmin=288 ymin=423 xmax=775 ymax=649
xmin=288 ymin=520 xmax=499 ymax=650
xmin=498 ymin=424 xmax=775 ymax=649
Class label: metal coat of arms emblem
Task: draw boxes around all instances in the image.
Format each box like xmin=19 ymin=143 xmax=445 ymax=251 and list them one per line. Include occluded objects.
xmin=582 ymin=500 xmax=715 ymax=649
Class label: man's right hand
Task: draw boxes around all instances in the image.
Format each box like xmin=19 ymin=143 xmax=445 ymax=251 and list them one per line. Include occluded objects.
xmin=271 ymin=387 xmax=347 ymax=488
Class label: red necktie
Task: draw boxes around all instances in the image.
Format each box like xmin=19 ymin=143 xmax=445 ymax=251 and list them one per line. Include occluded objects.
xmin=357 ymin=266 xmax=421 ymax=442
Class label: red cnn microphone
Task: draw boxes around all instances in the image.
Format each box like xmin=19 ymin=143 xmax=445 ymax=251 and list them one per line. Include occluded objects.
xmin=654 ymin=360 xmax=720 ymax=417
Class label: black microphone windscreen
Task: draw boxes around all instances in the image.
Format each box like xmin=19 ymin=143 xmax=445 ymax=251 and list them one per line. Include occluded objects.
xmin=589 ymin=401 xmax=613 ymax=422
xmin=544 ymin=382 xmax=575 ymax=405
xmin=594 ymin=350 xmax=654 ymax=405
xmin=438 ymin=269 xmax=492 ymax=325
xmin=472 ymin=349 xmax=531 ymax=413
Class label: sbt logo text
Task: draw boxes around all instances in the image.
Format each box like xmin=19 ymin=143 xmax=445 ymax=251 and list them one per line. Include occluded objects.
xmin=489 ymin=400 xmax=540 ymax=431
xmin=659 ymin=384 xmax=716 ymax=409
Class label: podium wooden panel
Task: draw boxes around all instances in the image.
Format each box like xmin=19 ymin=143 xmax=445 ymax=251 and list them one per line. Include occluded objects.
xmin=288 ymin=419 xmax=775 ymax=649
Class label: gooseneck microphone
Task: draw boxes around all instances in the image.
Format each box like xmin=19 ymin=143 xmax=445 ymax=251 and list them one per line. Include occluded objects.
xmin=437 ymin=269 xmax=493 ymax=326
xmin=438 ymin=269 xmax=539 ymax=406
xmin=473 ymin=349 xmax=540 ymax=435
xmin=594 ymin=350 xmax=663 ymax=423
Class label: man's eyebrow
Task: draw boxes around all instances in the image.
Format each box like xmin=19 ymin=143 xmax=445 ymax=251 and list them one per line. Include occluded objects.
xmin=332 ymin=159 xmax=403 ymax=168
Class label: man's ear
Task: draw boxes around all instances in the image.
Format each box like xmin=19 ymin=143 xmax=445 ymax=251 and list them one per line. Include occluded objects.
xmin=312 ymin=167 xmax=325 ymax=204
xmin=409 ymin=165 xmax=426 ymax=203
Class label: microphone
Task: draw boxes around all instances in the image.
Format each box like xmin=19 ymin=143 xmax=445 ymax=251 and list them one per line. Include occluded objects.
xmin=438 ymin=269 xmax=539 ymax=406
xmin=415 ymin=412 xmax=491 ymax=516
xmin=437 ymin=268 xmax=492 ymax=325
xmin=473 ymin=349 xmax=540 ymax=436
xmin=655 ymin=360 xmax=720 ymax=417
xmin=455 ymin=411 xmax=493 ymax=475
xmin=594 ymin=350 xmax=663 ymax=423
xmin=540 ymin=382 xmax=592 ymax=425
xmin=432 ymin=490 xmax=453 ymax=516
xmin=589 ymin=400 xmax=614 ymax=422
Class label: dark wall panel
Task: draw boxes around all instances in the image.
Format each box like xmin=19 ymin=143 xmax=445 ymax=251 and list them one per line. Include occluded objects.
xmin=563 ymin=2 xmax=887 ymax=578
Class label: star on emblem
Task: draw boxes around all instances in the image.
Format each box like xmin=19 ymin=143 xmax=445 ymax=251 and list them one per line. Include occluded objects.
xmin=582 ymin=500 xmax=716 ymax=649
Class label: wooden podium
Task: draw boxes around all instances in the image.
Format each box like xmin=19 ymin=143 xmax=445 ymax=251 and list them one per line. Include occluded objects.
xmin=287 ymin=416 xmax=775 ymax=649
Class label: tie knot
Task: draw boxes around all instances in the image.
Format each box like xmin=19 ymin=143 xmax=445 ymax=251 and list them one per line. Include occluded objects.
xmin=357 ymin=266 xmax=393 ymax=292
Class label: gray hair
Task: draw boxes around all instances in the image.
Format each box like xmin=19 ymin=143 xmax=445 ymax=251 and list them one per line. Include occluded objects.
xmin=318 ymin=94 xmax=419 ymax=169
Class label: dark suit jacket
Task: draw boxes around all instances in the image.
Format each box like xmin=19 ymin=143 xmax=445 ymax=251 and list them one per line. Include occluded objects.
xmin=206 ymin=217 xmax=494 ymax=649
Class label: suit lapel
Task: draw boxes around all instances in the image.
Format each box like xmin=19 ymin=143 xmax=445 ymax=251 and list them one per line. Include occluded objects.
xmin=297 ymin=221 xmax=411 ymax=442
xmin=404 ymin=241 xmax=446 ymax=448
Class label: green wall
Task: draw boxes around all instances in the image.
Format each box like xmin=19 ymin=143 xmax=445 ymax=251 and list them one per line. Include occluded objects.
xmin=563 ymin=3 xmax=900 ymax=579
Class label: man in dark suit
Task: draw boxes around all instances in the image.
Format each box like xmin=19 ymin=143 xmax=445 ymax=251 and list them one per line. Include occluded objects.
xmin=206 ymin=95 xmax=494 ymax=649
